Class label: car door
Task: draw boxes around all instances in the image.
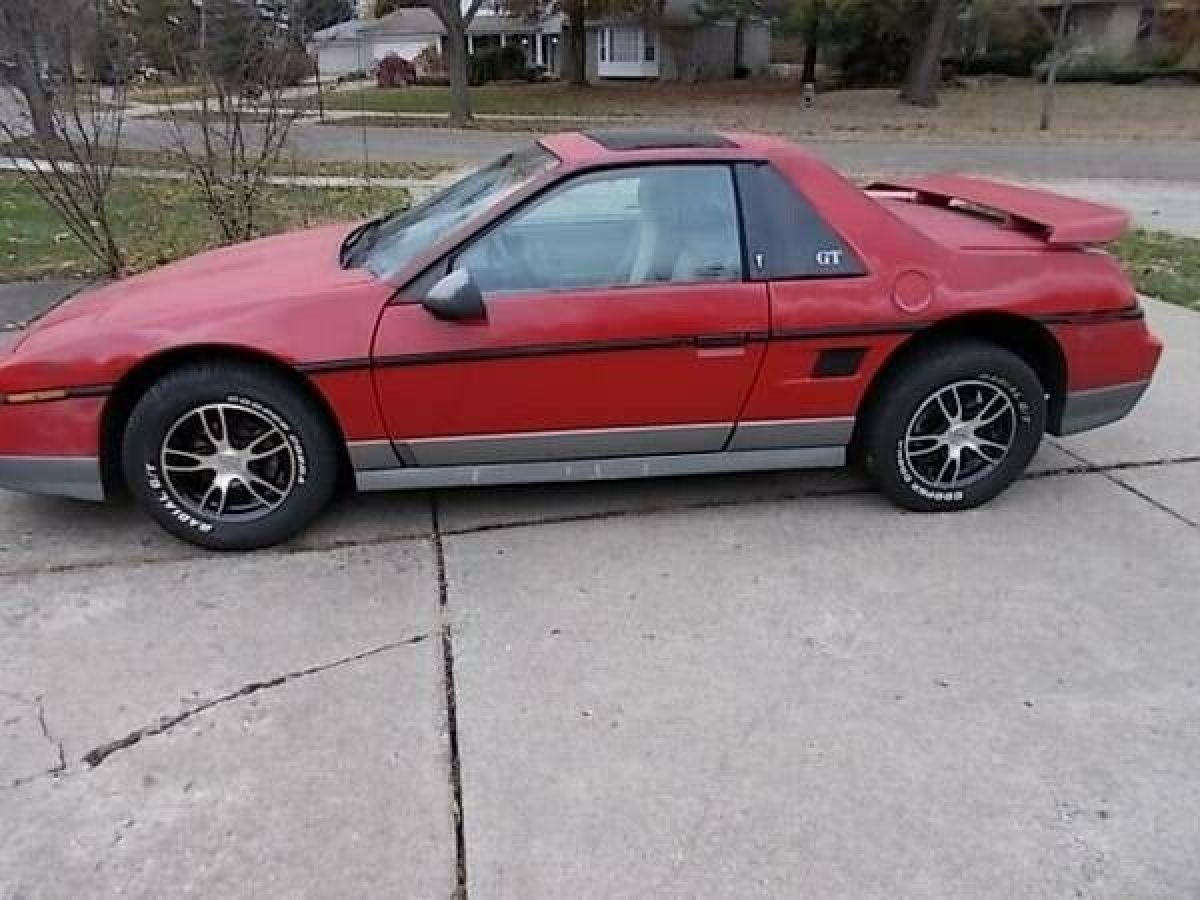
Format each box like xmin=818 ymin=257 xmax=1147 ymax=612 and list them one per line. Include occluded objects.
xmin=729 ymin=161 xmax=880 ymax=452
xmin=371 ymin=163 xmax=770 ymax=466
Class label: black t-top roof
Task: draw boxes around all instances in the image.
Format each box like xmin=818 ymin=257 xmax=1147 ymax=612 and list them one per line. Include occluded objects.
xmin=583 ymin=129 xmax=736 ymax=151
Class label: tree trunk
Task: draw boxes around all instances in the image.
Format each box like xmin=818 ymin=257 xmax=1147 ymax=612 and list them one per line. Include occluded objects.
xmin=11 ymin=52 xmax=57 ymax=141
xmin=901 ymin=0 xmax=955 ymax=108
xmin=567 ymin=3 xmax=588 ymax=87
xmin=733 ymin=17 xmax=744 ymax=74
xmin=801 ymin=4 xmax=821 ymax=85
xmin=445 ymin=24 xmax=472 ymax=126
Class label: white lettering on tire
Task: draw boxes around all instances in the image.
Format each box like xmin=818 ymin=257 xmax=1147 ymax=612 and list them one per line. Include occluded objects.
xmin=227 ymin=394 xmax=308 ymax=484
xmin=145 ymin=462 xmax=214 ymax=533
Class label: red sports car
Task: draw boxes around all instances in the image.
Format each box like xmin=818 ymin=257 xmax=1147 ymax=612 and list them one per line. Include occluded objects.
xmin=0 ymin=130 xmax=1162 ymax=549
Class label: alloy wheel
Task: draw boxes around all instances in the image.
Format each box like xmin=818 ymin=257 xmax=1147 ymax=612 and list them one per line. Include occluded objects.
xmin=902 ymin=379 xmax=1017 ymax=491
xmin=159 ymin=402 xmax=298 ymax=522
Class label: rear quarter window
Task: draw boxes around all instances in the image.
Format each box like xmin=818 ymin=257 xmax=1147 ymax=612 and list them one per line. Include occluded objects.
xmin=737 ymin=163 xmax=866 ymax=280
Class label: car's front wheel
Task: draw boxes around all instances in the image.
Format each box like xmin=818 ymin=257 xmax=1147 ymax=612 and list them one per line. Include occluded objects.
xmin=122 ymin=362 xmax=339 ymax=550
xmin=864 ymin=340 xmax=1046 ymax=512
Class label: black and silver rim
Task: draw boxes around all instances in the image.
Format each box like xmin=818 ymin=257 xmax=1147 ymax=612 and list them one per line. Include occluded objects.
xmin=902 ymin=379 xmax=1017 ymax=490
xmin=159 ymin=402 xmax=298 ymax=522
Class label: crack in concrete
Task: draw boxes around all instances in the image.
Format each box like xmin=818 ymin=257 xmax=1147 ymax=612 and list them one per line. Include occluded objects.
xmin=35 ymin=695 xmax=67 ymax=776
xmin=1031 ymin=453 xmax=1200 ymax=480
xmin=2 ymin=453 xmax=1197 ymax=581
xmin=432 ymin=494 xmax=470 ymax=900
xmin=1 ymin=692 xmax=67 ymax=790
xmin=437 ymin=454 xmax=1200 ymax=538
xmin=441 ymin=484 xmax=875 ymax=538
xmin=80 ymin=633 xmax=430 ymax=769
xmin=1049 ymin=443 xmax=1199 ymax=529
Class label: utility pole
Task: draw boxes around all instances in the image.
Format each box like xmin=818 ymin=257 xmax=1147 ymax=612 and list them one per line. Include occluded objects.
xmin=1041 ymin=0 xmax=1072 ymax=132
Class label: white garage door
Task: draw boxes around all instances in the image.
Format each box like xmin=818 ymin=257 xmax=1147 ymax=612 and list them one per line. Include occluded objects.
xmin=318 ymin=42 xmax=369 ymax=75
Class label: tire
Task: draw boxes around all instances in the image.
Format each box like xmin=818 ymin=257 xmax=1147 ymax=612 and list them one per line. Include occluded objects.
xmin=863 ymin=340 xmax=1046 ymax=512
xmin=122 ymin=362 xmax=340 ymax=550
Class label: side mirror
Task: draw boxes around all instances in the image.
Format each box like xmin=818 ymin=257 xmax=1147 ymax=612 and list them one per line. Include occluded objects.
xmin=423 ymin=269 xmax=486 ymax=322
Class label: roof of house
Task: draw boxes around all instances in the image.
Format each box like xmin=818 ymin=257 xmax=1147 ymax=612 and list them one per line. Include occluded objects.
xmin=469 ymin=16 xmax=541 ymax=35
xmin=313 ymin=7 xmax=541 ymax=40
xmin=310 ymin=18 xmax=367 ymax=41
xmin=362 ymin=7 xmax=443 ymax=35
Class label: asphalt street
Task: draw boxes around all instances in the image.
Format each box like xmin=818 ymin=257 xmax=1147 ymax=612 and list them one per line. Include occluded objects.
xmin=2 ymin=296 xmax=1198 ymax=898
xmin=111 ymin=117 xmax=1200 ymax=236
xmin=118 ymin=114 xmax=1200 ymax=181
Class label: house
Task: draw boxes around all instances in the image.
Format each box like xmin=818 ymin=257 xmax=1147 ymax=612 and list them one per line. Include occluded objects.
xmin=577 ymin=0 xmax=770 ymax=81
xmin=308 ymin=8 xmax=547 ymax=76
xmin=308 ymin=2 xmax=769 ymax=81
xmin=1035 ymin=0 xmax=1187 ymax=57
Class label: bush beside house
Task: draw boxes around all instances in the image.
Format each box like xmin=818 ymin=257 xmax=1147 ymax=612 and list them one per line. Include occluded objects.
xmin=376 ymin=52 xmax=416 ymax=86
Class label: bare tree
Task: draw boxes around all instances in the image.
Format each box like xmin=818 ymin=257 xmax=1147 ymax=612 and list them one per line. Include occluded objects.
xmin=0 ymin=0 xmax=130 ymax=276
xmin=901 ymin=0 xmax=956 ymax=107
xmin=158 ymin=0 xmax=311 ymax=242
xmin=427 ymin=0 xmax=487 ymax=125
xmin=0 ymin=2 xmax=58 ymax=140
xmin=1040 ymin=0 xmax=1072 ymax=131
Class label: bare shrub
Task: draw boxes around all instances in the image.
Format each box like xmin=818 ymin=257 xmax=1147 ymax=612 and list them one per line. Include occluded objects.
xmin=158 ymin=1 xmax=313 ymax=243
xmin=0 ymin=0 xmax=131 ymax=276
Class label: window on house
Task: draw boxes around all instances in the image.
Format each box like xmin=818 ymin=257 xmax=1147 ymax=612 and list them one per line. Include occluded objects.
xmin=609 ymin=26 xmax=641 ymax=64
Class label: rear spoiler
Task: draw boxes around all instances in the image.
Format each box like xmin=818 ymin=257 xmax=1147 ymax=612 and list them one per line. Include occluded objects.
xmin=867 ymin=174 xmax=1130 ymax=246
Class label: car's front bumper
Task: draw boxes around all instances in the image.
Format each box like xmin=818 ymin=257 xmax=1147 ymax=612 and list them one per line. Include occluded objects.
xmin=0 ymin=454 xmax=105 ymax=501
xmin=0 ymin=388 xmax=107 ymax=501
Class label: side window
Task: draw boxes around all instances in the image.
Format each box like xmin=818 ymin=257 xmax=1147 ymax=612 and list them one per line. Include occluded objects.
xmin=737 ymin=163 xmax=866 ymax=280
xmin=456 ymin=165 xmax=744 ymax=294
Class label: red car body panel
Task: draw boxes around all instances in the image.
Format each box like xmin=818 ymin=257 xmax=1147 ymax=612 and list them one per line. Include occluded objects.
xmin=2 ymin=225 xmax=394 ymax=453
xmin=0 ymin=397 xmax=105 ymax=456
xmin=0 ymin=130 xmax=1163 ymax=502
xmin=1053 ymin=320 xmax=1164 ymax=391
xmin=13 ymin=225 xmax=389 ymax=380
xmin=372 ymin=282 xmax=769 ymax=439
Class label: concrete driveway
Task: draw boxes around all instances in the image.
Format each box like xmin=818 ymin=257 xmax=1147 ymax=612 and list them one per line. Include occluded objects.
xmin=2 ymin=298 xmax=1198 ymax=899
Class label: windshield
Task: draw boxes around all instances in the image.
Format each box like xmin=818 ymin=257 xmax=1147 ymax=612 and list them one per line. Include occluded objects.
xmin=359 ymin=143 xmax=557 ymax=279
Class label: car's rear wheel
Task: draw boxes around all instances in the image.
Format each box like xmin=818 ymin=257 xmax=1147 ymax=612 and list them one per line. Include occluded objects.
xmin=122 ymin=362 xmax=339 ymax=550
xmin=864 ymin=340 xmax=1046 ymax=512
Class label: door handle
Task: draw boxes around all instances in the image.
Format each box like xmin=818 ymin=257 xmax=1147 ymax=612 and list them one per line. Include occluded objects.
xmin=694 ymin=334 xmax=747 ymax=358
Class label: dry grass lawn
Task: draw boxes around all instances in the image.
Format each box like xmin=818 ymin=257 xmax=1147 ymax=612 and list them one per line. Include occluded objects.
xmin=321 ymin=78 xmax=1200 ymax=142
xmin=0 ymin=174 xmax=409 ymax=281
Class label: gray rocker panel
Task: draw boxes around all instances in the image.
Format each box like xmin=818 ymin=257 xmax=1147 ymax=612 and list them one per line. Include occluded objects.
xmin=355 ymin=446 xmax=845 ymax=492
xmin=398 ymin=422 xmax=733 ymax=467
